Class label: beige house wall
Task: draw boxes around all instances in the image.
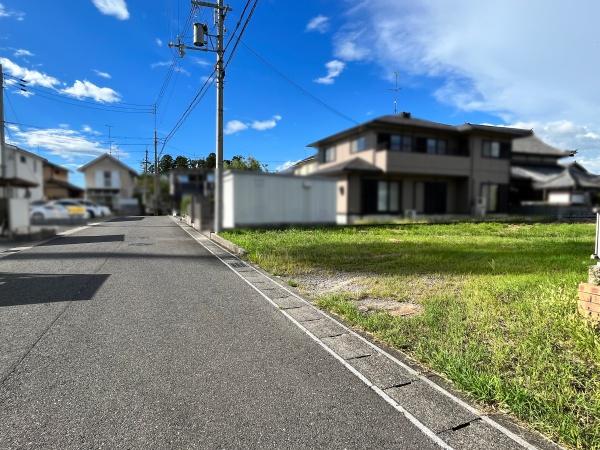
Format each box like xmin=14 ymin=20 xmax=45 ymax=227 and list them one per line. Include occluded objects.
xmin=83 ymin=158 xmax=136 ymax=198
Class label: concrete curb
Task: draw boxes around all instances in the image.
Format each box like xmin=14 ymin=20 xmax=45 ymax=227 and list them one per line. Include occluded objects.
xmin=209 ymin=233 xmax=247 ymax=256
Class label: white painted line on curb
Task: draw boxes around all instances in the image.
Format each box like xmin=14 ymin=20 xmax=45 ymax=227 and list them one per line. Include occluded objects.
xmin=174 ymin=220 xmax=452 ymax=450
xmin=173 ymin=218 xmax=555 ymax=450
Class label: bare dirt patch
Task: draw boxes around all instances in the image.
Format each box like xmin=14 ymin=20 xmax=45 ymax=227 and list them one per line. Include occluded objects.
xmin=291 ymin=271 xmax=424 ymax=317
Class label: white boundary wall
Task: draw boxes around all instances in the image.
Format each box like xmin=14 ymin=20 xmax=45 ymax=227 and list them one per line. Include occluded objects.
xmin=223 ymin=171 xmax=336 ymax=228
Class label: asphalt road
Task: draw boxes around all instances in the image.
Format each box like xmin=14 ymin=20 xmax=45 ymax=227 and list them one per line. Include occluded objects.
xmin=0 ymin=216 xmax=438 ymax=449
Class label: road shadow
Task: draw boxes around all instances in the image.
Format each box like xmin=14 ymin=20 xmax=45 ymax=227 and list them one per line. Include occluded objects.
xmin=106 ymin=217 xmax=145 ymax=222
xmin=0 ymin=273 xmax=110 ymax=307
xmin=41 ymin=235 xmax=125 ymax=246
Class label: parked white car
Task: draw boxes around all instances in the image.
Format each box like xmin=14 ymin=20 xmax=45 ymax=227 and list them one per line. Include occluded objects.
xmin=49 ymin=199 xmax=89 ymax=219
xmin=78 ymin=200 xmax=108 ymax=218
xmin=29 ymin=201 xmax=70 ymax=222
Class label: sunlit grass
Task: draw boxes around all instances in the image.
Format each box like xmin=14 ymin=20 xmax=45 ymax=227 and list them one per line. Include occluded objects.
xmin=223 ymin=223 xmax=600 ymax=449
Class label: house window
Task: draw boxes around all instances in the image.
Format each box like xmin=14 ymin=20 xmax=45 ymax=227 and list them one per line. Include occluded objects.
xmin=481 ymin=183 xmax=499 ymax=212
xmin=390 ymin=135 xmax=412 ymax=152
xmin=426 ymin=138 xmax=447 ymax=155
xmin=103 ymin=171 xmax=112 ymax=188
xmin=20 ymin=155 xmax=26 ymax=163
xmin=377 ymin=181 xmax=401 ymax=212
xmin=427 ymin=138 xmax=437 ymax=154
xmin=482 ymin=140 xmax=509 ymax=158
xmin=323 ymin=146 xmax=336 ymax=163
xmin=351 ymin=136 xmax=366 ymax=153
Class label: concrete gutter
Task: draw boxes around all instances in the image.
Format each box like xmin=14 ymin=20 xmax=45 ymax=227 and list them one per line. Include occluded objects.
xmin=177 ymin=215 xmax=247 ymax=256
xmin=210 ymin=233 xmax=246 ymax=256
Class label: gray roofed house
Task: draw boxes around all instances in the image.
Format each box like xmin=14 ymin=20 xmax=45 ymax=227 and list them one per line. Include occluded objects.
xmin=534 ymin=163 xmax=600 ymax=190
xmin=509 ymin=134 xmax=599 ymax=207
xmin=302 ymin=112 xmax=532 ymax=222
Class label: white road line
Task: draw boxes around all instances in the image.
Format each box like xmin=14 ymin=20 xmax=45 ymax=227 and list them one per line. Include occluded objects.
xmin=175 ymin=221 xmax=452 ymax=449
xmin=173 ymin=218 xmax=554 ymax=450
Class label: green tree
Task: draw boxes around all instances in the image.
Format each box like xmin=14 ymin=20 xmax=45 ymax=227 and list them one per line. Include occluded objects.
xmin=173 ymin=155 xmax=190 ymax=169
xmin=159 ymin=154 xmax=174 ymax=174
xmin=225 ymin=155 xmax=267 ymax=172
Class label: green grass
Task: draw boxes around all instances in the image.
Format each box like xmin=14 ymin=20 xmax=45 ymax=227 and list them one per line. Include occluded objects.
xmin=223 ymin=223 xmax=600 ymax=449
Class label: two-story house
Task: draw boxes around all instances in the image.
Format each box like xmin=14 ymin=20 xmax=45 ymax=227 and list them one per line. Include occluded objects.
xmin=43 ymin=160 xmax=84 ymax=200
xmin=305 ymin=113 xmax=531 ymax=223
xmin=78 ymin=153 xmax=138 ymax=212
xmin=0 ymin=144 xmax=45 ymax=201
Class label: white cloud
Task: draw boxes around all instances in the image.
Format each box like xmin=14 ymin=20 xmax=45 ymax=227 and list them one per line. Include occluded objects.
xmin=0 ymin=3 xmax=25 ymax=20
xmin=306 ymin=15 xmax=329 ymax=33
xmin=13 ymin=49 xmax=33 ymax=58
xmin=314 ymin=60 xmax=345 ymax=85
xmin=93 ymin=69 xmax=112 ymax=79
xmin=225 ymin=115 xmax=282 ymax=135
xmin=334 ymin=36 xmax=368 ymax=62
xmin=10 ymin=125 xmax=116 ymax=160
xmin=82 ymin=124 xmax=102 ymax=135
xmin=14 ymin=89 xmax=34 ymax=98
xmin=193 ymin=57 xmax=211 ymax=67
xmin=91 ymin=0 xmax=129 ymax=20
xmin=62 ymin=80 xmax=122 ymax=103
xmin=334 ymin=0 xmax=600 ymax=168
xmin=275 ymin=160 xmax=300 ymax=172
xmin=151 ymin=60 xmax=190 ymax=76
xmin=0 ymin=57 xmax=60 ymax=88
xmin=251 ymin=115 xmax=282 ymax=131
xmin=156 ymin=38 xmax=163 ymax=47
xmin=224 ymin=120 xmax=249 ymax=135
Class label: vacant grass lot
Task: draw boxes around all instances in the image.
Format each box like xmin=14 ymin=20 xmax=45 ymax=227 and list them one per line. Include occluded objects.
xmin=223 ymin=223 xmax=600 ymax=449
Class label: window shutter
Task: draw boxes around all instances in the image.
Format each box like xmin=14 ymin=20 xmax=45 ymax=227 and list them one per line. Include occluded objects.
xmin=500 ymin=142 xmax=511 ymax=159
xmin=416 ymin=137 xmax=427 ymax=153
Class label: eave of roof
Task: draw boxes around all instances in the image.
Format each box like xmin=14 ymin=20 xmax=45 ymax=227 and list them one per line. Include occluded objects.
xmin=308 ymin=115 xmax=532 ymax=148
xmin=78 ymin=153 xmax=138 ymax=176
xmin=512 ymin=135 xmax=572 ymax=157
xmin=312 ymin=157 xmax=383 ymax=175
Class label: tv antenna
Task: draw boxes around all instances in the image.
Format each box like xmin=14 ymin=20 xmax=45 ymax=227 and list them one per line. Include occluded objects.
xmin=388 ymin=71 xmax=401 ymax=114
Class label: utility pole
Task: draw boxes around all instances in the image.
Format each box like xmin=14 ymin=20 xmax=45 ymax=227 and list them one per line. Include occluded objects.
xmin=154 ymin=126 xmax=159 ymax=216
xmin=143 ymin=146 xmax=149 ymax=210
xmin=214 ymin=0 xmax=225 ymax=233
xmin=0 ymin=64 xmax=6 ymax=196
xmin=170 ymin=1 xmax=230 ymax=233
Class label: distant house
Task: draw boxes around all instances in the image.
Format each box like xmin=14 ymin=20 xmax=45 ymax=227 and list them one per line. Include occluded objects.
xmin=284 ymin=156 xmax=318 ymax=176
xmin=304 ymin=113 xmax=531 ymax=223
xmin=78 ymin=154 xmax=138 ymax=213
xmin=43 ymin=160 xmax=84 ymax=200
xmin=510 ymin=135 xmax=600 ymax=206
xmin=0 ymin=144 xmax=44 ymax=201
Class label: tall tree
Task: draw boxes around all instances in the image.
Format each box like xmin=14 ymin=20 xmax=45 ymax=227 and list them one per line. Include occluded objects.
xmin=173 ymin=155 xmax=190 ymax=169
xmin=159 ymin=154 xmax=174 ymax=174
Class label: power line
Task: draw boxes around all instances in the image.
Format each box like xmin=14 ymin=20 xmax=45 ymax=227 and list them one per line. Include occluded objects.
xmin=240 ymin=42 xmax=358 ymax=125
xmin=2 ymin=73 xmax=153 ymax=110
xmin=224 ymin=0 xmax=258 ymax=70
xmin=159 ymin=69 xmax=216 ymax=156
xmin=159 ymin=0 xmax=259 ymax=155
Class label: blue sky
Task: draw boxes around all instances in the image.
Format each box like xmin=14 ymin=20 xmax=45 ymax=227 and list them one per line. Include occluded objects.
xmin=2 ymin=0 xmax=600 ymax=187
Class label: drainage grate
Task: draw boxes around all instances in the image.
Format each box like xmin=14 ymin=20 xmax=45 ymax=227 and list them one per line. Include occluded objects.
xmin=227 ymin=260 xmax=248 ymax=268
